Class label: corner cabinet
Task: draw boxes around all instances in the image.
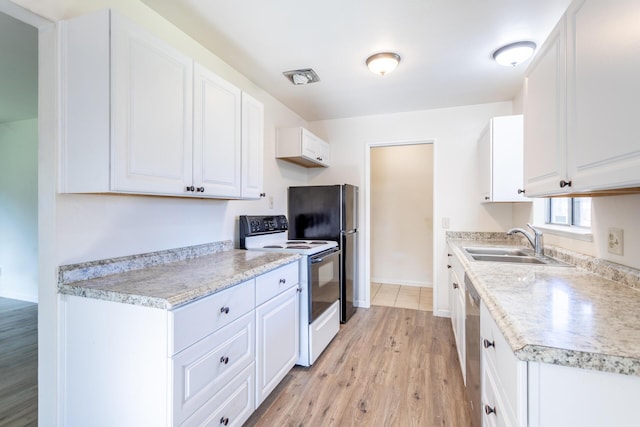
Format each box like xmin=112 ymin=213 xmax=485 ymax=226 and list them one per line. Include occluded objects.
xmin=276 ymin=127 xmax=330 ymax=168
xmin=523 ymin=0 xmax=640 ymax=196
xmin=61 ymin=261 xmax=300 ymax=426
xmin=60 ymin=9 xmax=264 ymax=199
xmin=478 ymin=115 xmax=529 ymax=202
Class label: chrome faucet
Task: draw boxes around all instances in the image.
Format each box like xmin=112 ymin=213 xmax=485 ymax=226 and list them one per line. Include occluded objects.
xmin=507 ymin=223 xmax=544 ymax=256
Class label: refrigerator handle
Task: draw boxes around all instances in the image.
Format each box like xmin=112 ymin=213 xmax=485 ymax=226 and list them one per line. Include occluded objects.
xmin=341 ymin=230 xmax=357 ymax=235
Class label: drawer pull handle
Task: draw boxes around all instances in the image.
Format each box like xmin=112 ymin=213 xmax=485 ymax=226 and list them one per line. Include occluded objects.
xmin=220 ymin=306 xmax=230 ymax=314
xmin=220 ymin=416 xmax=229 ymax=425
xmin=483 ymin=338 xmax=495 ymax=349
xmin=484 ymin=404 xmax=496 ymax=416
xmin=279 ymin=278 xmax=286 ymax=284
xmin=453 ymin=282 xmax=459 ymax=289
xmin=220 ymin=356 xmax=229 ymax=365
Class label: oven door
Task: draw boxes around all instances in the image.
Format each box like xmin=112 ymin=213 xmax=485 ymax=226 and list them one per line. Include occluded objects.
xmin=309 ymin=248 xmax=341 ymax=323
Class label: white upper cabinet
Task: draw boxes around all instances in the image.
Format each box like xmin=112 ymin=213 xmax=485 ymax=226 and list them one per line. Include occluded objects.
xmin=565 ymin=0 xmax=640 ymax=192
xmin=241 ymin=92 xmax=265 ymax=199
xmin=193 ymin=63 xmax=242 ymax=197
xmin=523 ymin=19 xmax=567 ymax=197
xmin=60 ymin=9 xmax=264 ymax=199
xmin=479 ymin=115 xmax=529 ymax=202
xmin=524 ymin=0 xmax=640 ymax=196
xmin=276 ymin=127 xmax=330 ymax=168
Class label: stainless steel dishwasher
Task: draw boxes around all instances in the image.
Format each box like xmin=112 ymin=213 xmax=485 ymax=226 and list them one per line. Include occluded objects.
xmin=465 ymin=273 xmax=481 ymax=427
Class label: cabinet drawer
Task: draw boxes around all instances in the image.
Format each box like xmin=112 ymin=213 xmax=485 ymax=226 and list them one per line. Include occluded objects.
xmin=171 ymin=279 xmax=255 ymax=354
xmin=482 ymin=362 xmax=517 ymax=427
xmin=180 ymin=362 xmax=255 ymax=427
xmin=173 ymin=312 xmax=255 ymax=425
xmin=255 ymin=262 xmax=299 ymax=306
xmin=480 ymin=303 xmax=526 ymax=425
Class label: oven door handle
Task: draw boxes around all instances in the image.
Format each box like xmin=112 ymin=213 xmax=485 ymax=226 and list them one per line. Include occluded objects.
xmin=311 ymin=257 xmax=325 ymax=264
xmin=310 ymin=248 xmax=340 ymax=264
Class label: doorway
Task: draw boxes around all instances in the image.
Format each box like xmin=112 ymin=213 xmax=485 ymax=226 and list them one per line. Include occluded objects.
xmin=364 ymin=140 xmax=435 ymax=311
xmin=0 ymin=6 xmax=39 ymax=424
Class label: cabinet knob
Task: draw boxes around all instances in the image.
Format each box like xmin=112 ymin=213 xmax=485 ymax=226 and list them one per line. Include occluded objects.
xmin=220 ymin=306 xmax=230 ymax=314
xmin=220 ymin=416 xmax=229 ymax=426
xmin=484 ymin=404 xmax=497 ymax=416
xmin=260 ymin=192 xmax=266 ymax=197
xmin=484 ymin=196 xmax=490 ymax=200
xmin=559 ymin=179 xmax=572 ymax=188
xmin=447 ymin=253 xmax=452 ymax=257
xmin=317 ymin=157 xmax=323 ymax=161
xmin=279 ymin=278 xmax=286 ymax=284
xmin=196 ymin=186 xmax=205 ymax=192
xmin=447 ymin=264 xmax=452 ymax=269
xmin=517 ymin=188 xmax=525 ymax=194
xmin=483 ymin=338 xmax=495 ymax=349
xmin=297 ymin=287 xmax=302 ymax=293
xmin=220 ymin=356 xmax=229 ymax=365
xmin=186 ymin=186 xmax=195 ymax=192
xmin=453 ymin=282 xmax=459 ymax=289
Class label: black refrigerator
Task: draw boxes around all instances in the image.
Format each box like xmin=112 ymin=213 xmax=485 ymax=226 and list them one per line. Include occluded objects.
xmin=288 ymin=184 xmax=358 ymax=323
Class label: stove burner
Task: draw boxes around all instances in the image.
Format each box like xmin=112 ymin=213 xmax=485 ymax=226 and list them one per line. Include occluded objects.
xmin=286 ymin=241 xmax=305 ymax=244
xmin=310 ymin=241 xmax=328 ymax=244
xmin=287 ymin=245 xmax=312 ymax=249
xmin=263 ymin=245 xmax=284 ymax=248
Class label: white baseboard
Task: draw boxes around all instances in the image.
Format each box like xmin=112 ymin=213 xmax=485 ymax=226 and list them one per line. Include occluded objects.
xmin=0 ymin=289 xmax=38 ymax=303
xmin=371 ymin=277 xmax=433 ymax=288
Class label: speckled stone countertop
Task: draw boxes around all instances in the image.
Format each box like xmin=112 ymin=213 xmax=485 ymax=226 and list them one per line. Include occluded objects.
xmin=58 ymin=242 xmax=300 ymax=310
xmin=447 ymin=232 xmax=640 ymax=376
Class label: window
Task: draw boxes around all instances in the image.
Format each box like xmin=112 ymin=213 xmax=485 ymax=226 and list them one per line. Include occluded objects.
xmin=546 ymin=197 xmax=591 ymax=228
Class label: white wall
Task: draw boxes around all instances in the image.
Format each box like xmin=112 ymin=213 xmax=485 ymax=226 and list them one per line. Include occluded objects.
xmin=370 ymin=144 xmax=433 ymax=287
xmin=0 ymin=118 xmax=38 ymax=302
xmin=308 ymin=101 xmax=514 ymax=315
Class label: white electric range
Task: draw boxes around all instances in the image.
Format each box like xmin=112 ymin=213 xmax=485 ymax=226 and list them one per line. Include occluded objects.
xmin=239 ymin=215 xmax=340 ymax=366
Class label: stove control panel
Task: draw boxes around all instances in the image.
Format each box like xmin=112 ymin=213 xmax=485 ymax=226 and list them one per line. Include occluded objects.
xmin=239 ymin=215 xmax=288 ymax=237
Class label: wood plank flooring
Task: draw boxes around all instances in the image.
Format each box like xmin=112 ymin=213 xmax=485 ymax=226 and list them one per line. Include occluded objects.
xmin=246 ymin=306 xmax=471 ymax=426
xmin=0 ymin=298 xmax=38 ymax=427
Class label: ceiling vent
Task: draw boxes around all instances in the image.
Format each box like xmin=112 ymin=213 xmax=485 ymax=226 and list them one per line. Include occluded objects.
xmin=282 ymin=68 xmax=321 ymax=85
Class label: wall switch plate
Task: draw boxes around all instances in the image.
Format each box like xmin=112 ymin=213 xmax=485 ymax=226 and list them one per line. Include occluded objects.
xmin=608 ymin=227 xmax=624 ymax=255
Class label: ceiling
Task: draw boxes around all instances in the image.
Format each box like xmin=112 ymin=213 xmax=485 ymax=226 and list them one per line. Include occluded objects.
xmin=142 ymin=0 xmax=572 ymax=121
xmin=0 ymin=11 xmax=37 ymax=124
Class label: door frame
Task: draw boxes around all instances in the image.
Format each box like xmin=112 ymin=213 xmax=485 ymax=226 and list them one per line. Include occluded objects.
xmin=363 ymin=139 xmax=437 ymax=310
xmin=0 ymin=0 xmax=58 ymax=423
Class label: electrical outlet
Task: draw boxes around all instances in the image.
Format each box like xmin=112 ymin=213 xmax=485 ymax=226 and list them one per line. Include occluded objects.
xmin=442 ymin=217 xmax=450 ymax=229
xmin=608 ymin=227 xmax=624 ymax=255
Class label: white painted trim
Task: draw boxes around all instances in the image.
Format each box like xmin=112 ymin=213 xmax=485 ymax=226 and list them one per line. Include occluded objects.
xmin=364 ymin=138 xmax=436 ymax=312
xmin=370 ymin=278 xmax=432 ymax=288
xmin=0 ymin=289 xmax=38 ymax=303
xmin=534 ymin=224 xmax=593 ymax=242
xmin=0 ymin=0 xmax=50 ymax=28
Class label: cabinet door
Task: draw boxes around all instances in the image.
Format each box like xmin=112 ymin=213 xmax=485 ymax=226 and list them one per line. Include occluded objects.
xmin=523 ymin=19 xmax=568 ymax=197
xmin=241 ymin=92 xmax=264 ymax=198
xmin=255 ymin=285 xmax=299 ymax=406
xmin=566 ymin=0 xmax=640 ymax=192
xmin=193 ymin=63 xmax=242 ymax=197
xmin=110 ymin=14 xmax=193 ymax=195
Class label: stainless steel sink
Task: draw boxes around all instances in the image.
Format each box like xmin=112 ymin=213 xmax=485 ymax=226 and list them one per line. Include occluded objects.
xmin=462 ymin=246 xmax=573 ymax=266
xmin=470 ymin=254 xmax=545 ymax=264
xmin=464 ymin=247 xmax=530 ymax=256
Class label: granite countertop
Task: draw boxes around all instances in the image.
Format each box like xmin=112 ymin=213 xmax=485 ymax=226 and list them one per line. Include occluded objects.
xmin=58 ymin=243 xmax=300 ymax=310
xmin=448 ymin=237 xmax=640 ymax=376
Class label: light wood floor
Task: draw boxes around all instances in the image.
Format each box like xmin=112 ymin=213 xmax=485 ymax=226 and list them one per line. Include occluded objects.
xmin=0 ymin=297 xmax=38 ymax=427
xmin=371 ymin=283 xmax=433 ymax=311
xmin=246 ymin=305 xmax=471 ymax=426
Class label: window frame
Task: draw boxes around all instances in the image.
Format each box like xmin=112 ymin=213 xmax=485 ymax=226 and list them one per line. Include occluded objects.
xmin=545 ymin=197 xmax=591 ymax=229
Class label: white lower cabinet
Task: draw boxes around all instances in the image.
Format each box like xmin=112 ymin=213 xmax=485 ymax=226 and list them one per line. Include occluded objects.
xmin=61 ymin=261 xmax=300 ymax=426
xmin=447 ymin=247 xmax=466 ymax=382
xmin=255 ymin=285 xmax=300 ymax=405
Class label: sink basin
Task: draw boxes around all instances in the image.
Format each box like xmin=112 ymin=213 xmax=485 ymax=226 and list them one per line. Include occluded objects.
xmin=470 ymin=254 xmax=545 ymax=264
xmin=462 ymin=246 xmax=573 ymax=266
xmin=464 ymin=247 xmax=530 ymax=256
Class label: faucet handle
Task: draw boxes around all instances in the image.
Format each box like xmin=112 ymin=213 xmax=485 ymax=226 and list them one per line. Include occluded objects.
xmin=527 ymin=223 xmax=542 ymax=235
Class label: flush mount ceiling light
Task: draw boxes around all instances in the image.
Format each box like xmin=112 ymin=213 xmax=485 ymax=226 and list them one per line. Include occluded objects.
xmin=492 ymin=41 xmax=537 ymax=67
xmin=366 ymin=52 xmax=401 ymax=76
xmin=282 ymin=68 xmax=321 ymax=85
